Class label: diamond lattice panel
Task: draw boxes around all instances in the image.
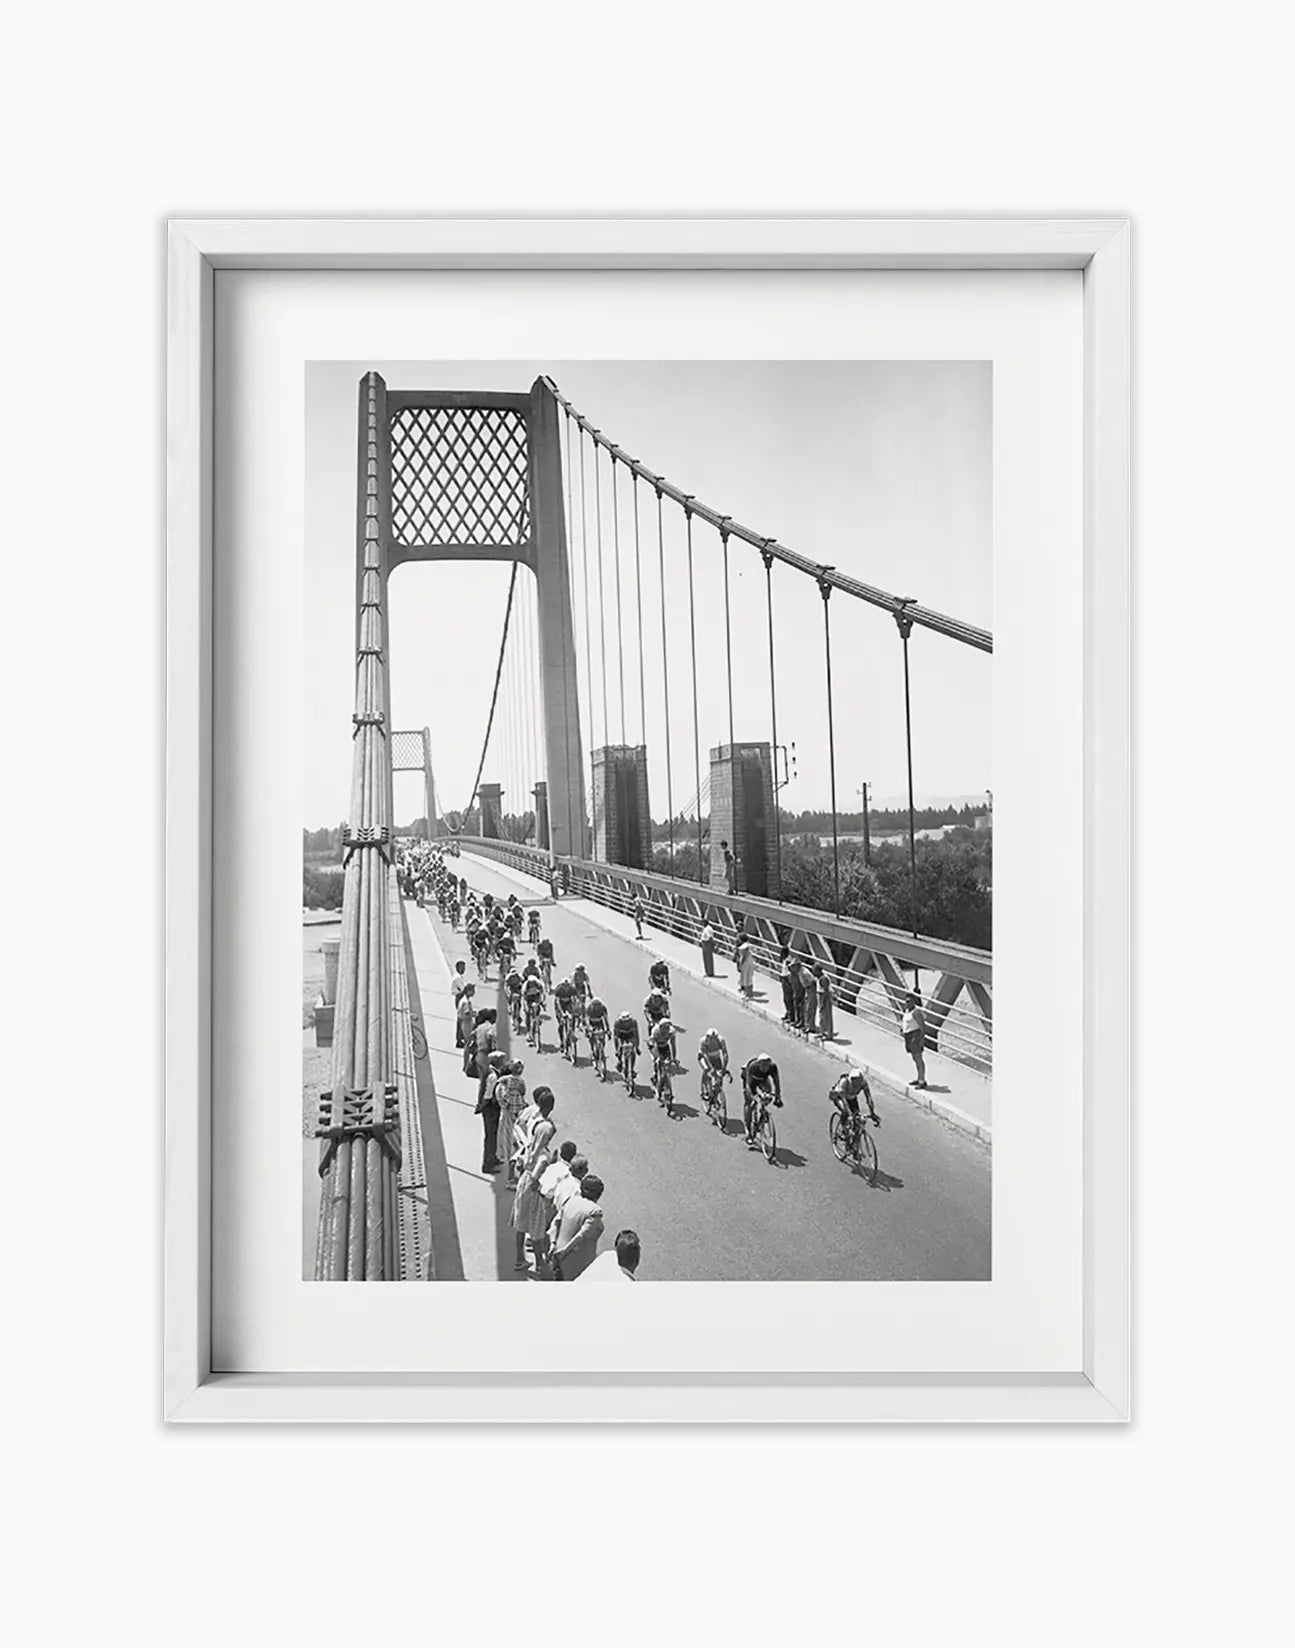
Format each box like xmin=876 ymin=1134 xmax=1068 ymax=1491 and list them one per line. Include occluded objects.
xmin=390 ymin=732 xmax=425 ymax=771
xmin=390 ymin=407 xmax=531 ymax=549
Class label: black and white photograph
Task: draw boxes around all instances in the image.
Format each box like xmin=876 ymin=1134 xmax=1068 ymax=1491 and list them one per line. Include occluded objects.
xmin=303 ymin=360 xmax=993 ymax=1281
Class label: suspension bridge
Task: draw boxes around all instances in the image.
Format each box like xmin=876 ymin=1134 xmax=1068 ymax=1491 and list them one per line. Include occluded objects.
xmin=309 ymin=371 xmax=992 ymax=1282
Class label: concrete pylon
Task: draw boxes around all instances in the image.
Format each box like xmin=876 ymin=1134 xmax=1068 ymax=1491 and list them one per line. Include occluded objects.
xmin=708 ymin=742 xmax=779 ymax=898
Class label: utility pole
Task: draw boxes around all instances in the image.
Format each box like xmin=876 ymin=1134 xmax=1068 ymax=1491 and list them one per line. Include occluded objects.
xmin=860 ymin=779 xmax=871 ymax=865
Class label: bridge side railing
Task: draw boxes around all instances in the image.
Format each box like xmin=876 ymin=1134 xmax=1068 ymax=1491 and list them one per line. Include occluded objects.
xmin=454 ymin=837 xmax=992 ymax=1071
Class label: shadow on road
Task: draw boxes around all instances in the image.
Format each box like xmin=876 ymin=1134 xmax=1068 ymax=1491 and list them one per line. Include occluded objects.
xmin=668 ymin=1100 xmax=700 ymax=1122
xmin=866 ymin=1167 xmax=906 ymax=1192
xmin=772 ymin=1144 xmax=808 ymax=1169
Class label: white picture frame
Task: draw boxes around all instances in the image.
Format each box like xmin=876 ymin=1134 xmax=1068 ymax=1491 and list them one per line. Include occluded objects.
xmin=166 ymin=217 xmax=1130 ymax=1423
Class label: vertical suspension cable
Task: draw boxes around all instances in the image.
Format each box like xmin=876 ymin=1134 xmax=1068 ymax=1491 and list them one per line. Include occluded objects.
xmin=594 ymin=437 xmax=609 ymax=750
xmin=612 ymin=455 xmax=626 ymax=745
xmin=579 ymin=423 xmax=595 ymax=758
xmin=561 ymin=406 xmax=581 ymax=848
xmin=720 ymin=519 xmax=735 ymax=751
xmin=656 ymin=484 xmax=675 ymax=870
xmin=633 ymin=471 xmax=647 ymax=746
xmin=761 ymin=546 xmax=783 ymax=899
xmin=896 ymin=604 xmax=920 ymax=941
xmin=818 ymin=572 xmax=841 ymax=913
xmin=685 ymin=501 xmax=703 ymax=885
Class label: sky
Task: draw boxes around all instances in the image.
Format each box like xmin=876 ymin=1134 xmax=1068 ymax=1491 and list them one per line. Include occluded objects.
xmin=305 ymin=360 xmax=991 ymax=829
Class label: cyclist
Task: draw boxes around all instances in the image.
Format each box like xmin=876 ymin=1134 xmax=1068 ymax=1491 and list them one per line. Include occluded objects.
xmin=572 ymin=962 xmax=592 ymax=1017
xmin=447 ymin=894 xmax=460 ymax=929
xmin=643 ymin=986 xmax=671 ymax=1059
xmin=552 ymin=975 xmax=578 ymax=1049
xmin=495 ymin=926 xmax=517 ymax=972
xmin=741 ymin=1053 xmax=783 ymax=1148
xmin=521 ymin=955 xmax=541 ymax=984
xmin=504 ymin=966 xmax=524 ymax=1031
xmin=698 ymin=1026 xmax=729 ymax=1077
xmin=613 ymin=1010 xmax=641 ymax=1084
xmin=585 ymin=994 xmax=610 ymax=1064
xmin=648 ymin=958 xmax=670 ymax=997
xmin=470 ymin=923 xmax=491 ymax=976
xmin=829 ymin=1069 xmax=878 ymax=1139
xmin=522 ymin=969 xmax=546 ymax=1041
xmin=648 ymin=1015 xmax=677 ymax=1086
xmin=527 ymin=907 xmax=541 ymax=945
xmin=536 ymin=934 xmax=555 ymax=989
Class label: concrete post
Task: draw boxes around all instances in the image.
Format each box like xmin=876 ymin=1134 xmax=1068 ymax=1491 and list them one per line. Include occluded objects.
xmin=529 ymin=379 xmax=588 ymax=860
xmin=533 ymin=781 xmax=550 ymax=850
xmin=591 ymin=745 xmax=652 ymax=868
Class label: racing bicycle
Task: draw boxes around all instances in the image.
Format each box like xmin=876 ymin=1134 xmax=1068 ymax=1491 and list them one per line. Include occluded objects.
xmin=829 ymin=1105 xmax=880 ymax=1183
xmin=588 ymin=1023 xmax=609 ymax=1081
xmin=616 ymin=1038 xmax=637 ymax=1090
xmin=746 ymin=1080 xmax=778 ymax=1163
xmin=524 ymin=997 xmax=543 ymax=1047
xmin=652 ymin=1048 xmax=674 ymax=1116
xmin=700 ymin=1063 xmax=730 ymax=1129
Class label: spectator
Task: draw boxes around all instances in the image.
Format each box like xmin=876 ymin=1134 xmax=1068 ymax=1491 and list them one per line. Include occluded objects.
xmin=720 ymin=839 xmax=738 ymax=894
xmin=451 ymin=960 xmax=470 ymax=1045
xmin=815 ymin=965 xmax=835 ymax=1040
xmin=802 ymin=965 xmax=819 ymax=1036
xmin=552 ymin=1154 xmax=589 ymax=1222
xmin=472 ymin=1007 xmax=498 ymax=1098
xmin=496 ymin=1060 xmax=529 ymax=1183
xmin=474 ymin=1051 xmax=508 ymax=1174
xmin=789 ymin=957 xmax=807 ymax=1030
xmin=779 ymin=946 xmax=795 ymax=1023
xmin=736 ymin=936 xmax=756 ymax=998
xmin=700 ymin=919 xmax=716 ymax=977
xmin=582 ymin=1229 xmax=641 ymax=1282
xmin=456 ymin=983 xmax=477 ymax=1059
xmin=902 ymin=993 xmax=928 ymax=1089
xmin=632 ymin=895 xmax=645 ymax=939
xmin=537 ymin=1141 xmax=579 ymax=1249
xmin=549 ymin=1173 xmax=605 ymax=1280
xmin=511 ymin=1090 xmax=557 ymax=1273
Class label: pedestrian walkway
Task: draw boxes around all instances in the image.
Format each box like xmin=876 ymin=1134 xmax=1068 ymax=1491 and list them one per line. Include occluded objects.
xmin=462 ymin=854 xmax=992 ymax=1140
xmin=403 ymin=899 xmax=522 ymax=1280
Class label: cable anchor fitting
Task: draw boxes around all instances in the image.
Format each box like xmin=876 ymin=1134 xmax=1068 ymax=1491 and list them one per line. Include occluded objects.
xmin=893 ymin=598 xmax=917 ymax=641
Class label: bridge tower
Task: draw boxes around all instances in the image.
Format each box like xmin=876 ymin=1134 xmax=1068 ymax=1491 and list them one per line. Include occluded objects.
xmin=379 ymin=374 xmax=588 ymax=859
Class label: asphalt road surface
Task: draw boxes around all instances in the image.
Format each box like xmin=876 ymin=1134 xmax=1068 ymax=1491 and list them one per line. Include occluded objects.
xmin=452 ymin=856 xmax=990 ymax=1281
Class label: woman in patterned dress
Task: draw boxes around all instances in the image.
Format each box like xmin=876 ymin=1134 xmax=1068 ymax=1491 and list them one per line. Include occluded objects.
xmin=510 ymin=1088 xmax=556 ymax=1273
xmin=495 ymin=1060 xmax=528 ymax=1184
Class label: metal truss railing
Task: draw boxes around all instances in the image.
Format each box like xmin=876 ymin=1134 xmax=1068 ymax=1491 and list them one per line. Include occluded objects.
xmin=455 ymin=836 xmax=992 ymax=1071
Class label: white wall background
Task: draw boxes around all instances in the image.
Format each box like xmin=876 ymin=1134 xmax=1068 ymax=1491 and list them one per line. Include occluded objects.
xmin=5 ymin=3 xmax=1289 ymax=1645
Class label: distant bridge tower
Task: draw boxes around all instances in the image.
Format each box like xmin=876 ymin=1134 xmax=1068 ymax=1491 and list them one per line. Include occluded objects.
xmin=391 ymin=727 xmax=440 ymax=839
xmin=376 ymin=374 xmax=588 ymax=858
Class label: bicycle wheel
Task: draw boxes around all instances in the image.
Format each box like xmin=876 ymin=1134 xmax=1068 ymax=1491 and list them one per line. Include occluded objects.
xmin=714 ymin=1080 xmax=727 ymax=1130
xmin=857 ymin=1124 xmax=879 ymax=1184
xmin=759 ymin=1106 xmax=777 ymax=1162
xmin=829 ymin=1111 xmax=848 ymax=1163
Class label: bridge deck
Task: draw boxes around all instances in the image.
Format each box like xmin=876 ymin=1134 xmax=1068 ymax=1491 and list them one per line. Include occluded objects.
xmin=404 ymin=854 xmax=990 ymax=1282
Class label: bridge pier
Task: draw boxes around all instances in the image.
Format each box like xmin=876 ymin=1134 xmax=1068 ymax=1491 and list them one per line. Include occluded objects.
xmin=532 ymin=781 xmax=550 ymax=850
xmin=478 ymin=782 xmax=503 ymax=839
xmin=708 ymin=742 xmax=779 ymax=898
xmin=591 ymin=744 xmax=652 ymax=869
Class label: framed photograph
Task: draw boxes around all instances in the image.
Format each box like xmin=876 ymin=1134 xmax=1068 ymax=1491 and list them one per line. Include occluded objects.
xmin=166 ymin=217 xmax=1130 ymax=1422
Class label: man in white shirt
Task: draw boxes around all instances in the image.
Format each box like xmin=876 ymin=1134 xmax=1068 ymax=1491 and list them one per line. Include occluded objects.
xmin=549 ymin=1173 xmax=605 ymax=1280
xmin=538 ymin=1140 xmax=578 ymax=1206
xmin=581 ymin=1230 xmax=641 ymax=1282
